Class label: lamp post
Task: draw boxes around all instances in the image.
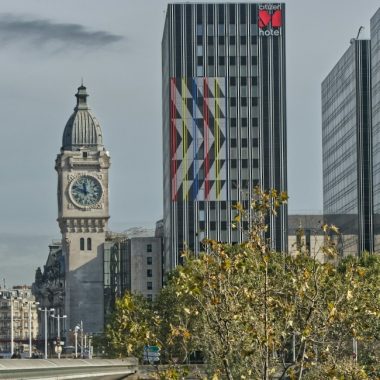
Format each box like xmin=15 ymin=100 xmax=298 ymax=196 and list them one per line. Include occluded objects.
xmin=73 ymin=321 xmax=83 ymax=358
xmin=74 ymin=326 xmax=78 ymax=358
xmin=38 ymin=307 xmax=54 ymax=359
xmin=50 ymin=311 xmax=67 ymax=359
xmin=80 ymin=321 xmax=84 ymax=359
xmin=10 ymin=298 xmax=14 ymax=356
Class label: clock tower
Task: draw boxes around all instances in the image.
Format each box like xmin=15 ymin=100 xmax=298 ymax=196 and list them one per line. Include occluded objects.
xmin=55 ymin=85 xmax=110 ymax=334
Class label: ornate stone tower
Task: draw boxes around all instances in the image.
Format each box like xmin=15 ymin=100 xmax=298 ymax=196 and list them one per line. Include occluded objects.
xmin=55 ymin=85 xmax=110 ymax=334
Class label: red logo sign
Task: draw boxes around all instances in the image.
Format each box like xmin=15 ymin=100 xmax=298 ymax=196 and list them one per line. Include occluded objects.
xmin=258 ymin=10 xmax=282 ymax=29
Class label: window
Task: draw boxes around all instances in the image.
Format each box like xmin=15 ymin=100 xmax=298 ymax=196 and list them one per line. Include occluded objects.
xmin=241 ymin=138 xmax=248 ymax=148
xmin=242 ymin=159 xmax=248 ymax=168
xmin=147 ymin=282 xmax=152 ymax=290
xmin=240 ymin=36 xmax=247 ymax=44
xmin=147 ymin=294 xmax=153 ymax=301
xmin=229 ymin=56 xmax=236 ymax=65
xmin=87 ymin=238 xmax=92 ymax=250
xmin=80 ymin=238 xmax=84 ymax=251
xmin=82 ymin=152 xmax=88 ymax=158
xmin=147 ymin=244 xmax=152 ymax=253
xmin=196 ymin=24 xmax=203 ymax=36
xmin=241 ymin=56 xmax=247 ymax=66
xmin=230 ymin=138 xmax=237 ymax=148
xmin=147 ymin=269 xmax=153 ymax=277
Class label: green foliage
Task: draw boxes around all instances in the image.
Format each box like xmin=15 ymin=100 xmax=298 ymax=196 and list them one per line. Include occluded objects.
xmin=104 ymin=292 xmax=157 ymax=358
xmin=102 ymin=188 xmax=380 ymax=379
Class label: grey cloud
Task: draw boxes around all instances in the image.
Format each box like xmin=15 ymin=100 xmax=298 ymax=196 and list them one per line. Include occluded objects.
xmin=0 ymin=14 xmax=123 ymax=50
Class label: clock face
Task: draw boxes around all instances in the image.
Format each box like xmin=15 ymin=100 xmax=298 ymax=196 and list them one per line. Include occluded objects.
xmin=70 ymin=175 xmax=102 ymax=206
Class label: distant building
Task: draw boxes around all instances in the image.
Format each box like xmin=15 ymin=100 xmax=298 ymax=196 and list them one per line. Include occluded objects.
xmin=32 ymin=241 xmax=65 ymax=345
xmin=162 ymin=3 xmax=288 ymax=274
xmin=288 ymin=215 xmax=324 ymax=257
xmin=104 ymin=226 xmax=163 ymax=317
xmin=322 ymin=8 xmax=380 ymax=256
xmin=0 ymin=286 xmax=39 ymax=355
xmin=371 ymin=9 xmax=380 ymax=250
xmin=322 ymin=37 xmax=373 ymax=256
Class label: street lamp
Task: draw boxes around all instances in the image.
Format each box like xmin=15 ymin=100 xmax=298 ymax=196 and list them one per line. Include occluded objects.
xmin=50 ymin=310 xmax=67 ymax=359
xmin=74 ymin=325 xmax=80 ymax=358
xmin=38 ymin=307 xmax=54 ymax=359
xmin=73 ymin=321 xmax=83 ymax=358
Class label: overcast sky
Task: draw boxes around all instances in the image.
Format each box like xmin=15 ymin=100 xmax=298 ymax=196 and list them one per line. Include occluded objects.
xmin=0 ymin=0 xmax=379 ymax=287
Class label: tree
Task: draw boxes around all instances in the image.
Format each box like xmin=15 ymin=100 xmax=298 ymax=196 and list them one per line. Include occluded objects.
xmin=104 ymin=292 xmax=157 ymax=358
xmin=102 ymin=188 xmax=380 ymax=379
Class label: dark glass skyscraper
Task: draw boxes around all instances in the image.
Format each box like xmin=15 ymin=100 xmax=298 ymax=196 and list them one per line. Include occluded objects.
xmin=322 ymin=39 xmax=373 ymax=256
xmin=162 ymin=3 xmax=287 ymax=272
xmin=371 ymin=9 xmax=380 ymax=250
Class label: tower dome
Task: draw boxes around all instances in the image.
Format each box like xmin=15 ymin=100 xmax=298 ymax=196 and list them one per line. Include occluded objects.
xmin=62 ymin=85 xmax=103 ymax=151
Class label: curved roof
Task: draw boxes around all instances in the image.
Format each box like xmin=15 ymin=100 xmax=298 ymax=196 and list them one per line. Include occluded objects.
xmin=62 ymin=85 xmax=103 ymax=151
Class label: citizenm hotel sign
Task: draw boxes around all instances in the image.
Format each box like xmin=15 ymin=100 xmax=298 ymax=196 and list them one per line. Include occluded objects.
xmin=258 ymin=4 xmax=282 ymax=37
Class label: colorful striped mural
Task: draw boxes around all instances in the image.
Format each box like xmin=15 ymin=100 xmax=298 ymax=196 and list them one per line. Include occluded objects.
xmin=170 ymin=77 xmax=227 ymax=202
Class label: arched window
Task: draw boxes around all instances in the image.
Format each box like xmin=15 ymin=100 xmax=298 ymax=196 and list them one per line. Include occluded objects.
xmin=80 ymin=238 xmax=85 ymax=251
xmin=87 ymin=238 xmax=92 ymax=251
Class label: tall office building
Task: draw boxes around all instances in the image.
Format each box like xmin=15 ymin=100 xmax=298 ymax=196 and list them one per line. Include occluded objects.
xmin=322 ymin=39 xmax=373 ymax=256
xmin=371 ymin=9 xmax=380 ymax=250
xmin=162 ymin=3 xmax=287 ymax=271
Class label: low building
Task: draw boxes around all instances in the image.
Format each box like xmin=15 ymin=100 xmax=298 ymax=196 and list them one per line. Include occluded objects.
xmin=32 ymin=241 xmax=65 ymax=347
xmin=288 ymin=215 xmax=326 ymax=261
xmin=104 ymin=225 xmax=163 ymax=317
xmin=0 ymin=286 xmax=39 ymax=355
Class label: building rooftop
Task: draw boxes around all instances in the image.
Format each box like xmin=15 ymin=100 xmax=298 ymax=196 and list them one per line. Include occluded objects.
xmin=62 ymin=85 xmax=103 ymax=151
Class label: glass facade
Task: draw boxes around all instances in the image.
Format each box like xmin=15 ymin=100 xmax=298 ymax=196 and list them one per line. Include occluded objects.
xmin=162 ymin=3 xmax=287 ymax=272
xmin=103 ymin=239 xmax=129 ymax=317
xmin=322 ymin=39 xmax=373 ymax=255
xmin=371 ymin=9 xmax=380 ymax=250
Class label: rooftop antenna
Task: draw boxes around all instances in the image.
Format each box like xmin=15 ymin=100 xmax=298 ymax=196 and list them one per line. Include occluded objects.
xmin=81 ymin=77 xmax=84 ymax=86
